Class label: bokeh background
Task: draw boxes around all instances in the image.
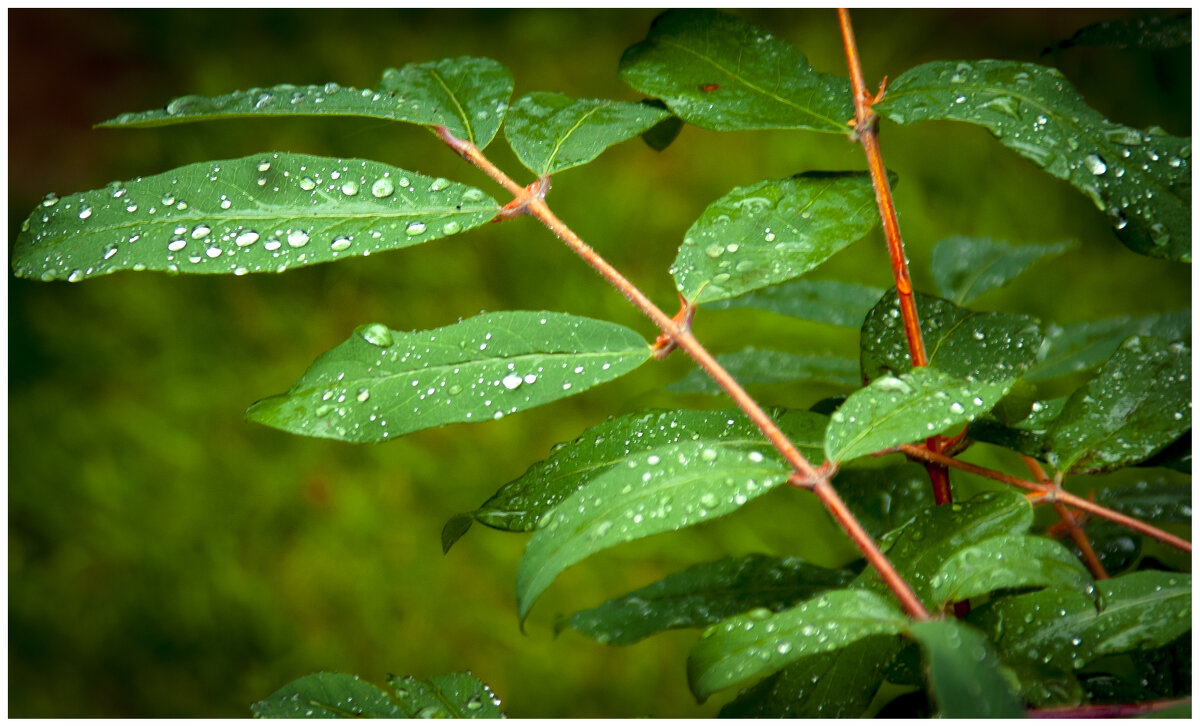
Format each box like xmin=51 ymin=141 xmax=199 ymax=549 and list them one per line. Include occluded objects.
xmin=8 ymin=8 xmax=1190 ymax=718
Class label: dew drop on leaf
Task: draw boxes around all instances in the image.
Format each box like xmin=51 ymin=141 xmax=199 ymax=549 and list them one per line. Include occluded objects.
xmin=370 ymin=177 xmax=395 ymax=198
xmin=358 ymin=323 xmax=393 ymax=347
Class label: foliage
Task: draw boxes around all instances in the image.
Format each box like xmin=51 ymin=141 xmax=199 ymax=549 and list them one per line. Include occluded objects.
xmin=11 ymin=8 xmax=1190 ymax=720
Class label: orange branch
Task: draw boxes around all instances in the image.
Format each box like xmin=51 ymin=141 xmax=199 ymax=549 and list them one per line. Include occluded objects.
xmin=1023 ymin=457 xmax=1109 ymax=580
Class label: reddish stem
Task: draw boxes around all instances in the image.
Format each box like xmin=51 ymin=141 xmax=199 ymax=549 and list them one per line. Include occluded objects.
xmin=1023 ymin=457 xmax=1109 ymax=580
xmin=1028 ymin=697 xmax=1190 ymax=719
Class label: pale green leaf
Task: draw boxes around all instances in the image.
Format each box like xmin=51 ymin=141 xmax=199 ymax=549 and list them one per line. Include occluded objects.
xmin=13 ymin=153 xmax=497 ymax=282
xmin=667 ymin=349 xmax=860 ymax=395
xmin=673 ymin=172 xmax=880 ymax=304
xmin=907 ymin=621 xmax=1024 ymax=718
xmin=504 ymin=92 xmax=670 ymax=176
xmin=1028 ymin=310 xmax=1190 ymax=381
xmin=251 ymin=671 xmax=503 ymax=718
xmin=931 ymin=236 xmax=1075 ymax=305
xmin=619 ymin=9 xmax=853 ymax=133
xmin=704 ymin=278 xmax=885 ymax=328
xmin=246 ymin=311 xmax=649 ymax=443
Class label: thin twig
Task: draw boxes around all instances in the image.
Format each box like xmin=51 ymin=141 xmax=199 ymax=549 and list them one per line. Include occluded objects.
xmin=1023 ymin=456 xmax=1109 ymax=580
xmin=1028 ymin=697 xmax=1190 ymax=719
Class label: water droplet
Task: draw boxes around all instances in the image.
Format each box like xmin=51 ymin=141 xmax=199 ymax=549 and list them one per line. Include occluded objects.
xmin=219 ymin=196 xmax=232 ymax=210
xmin=442 ymin=221 xmax=461 ymax=235
xmin=330 ymin=237 xmax=352 ymax=252
xmin=501 ymin=374 xmax=522 ymax=390
xmin=355 ymin=387 xmax=370 ymax=402
xmin=41 ymin=193 xmax=60 ymax=207
xmin=204 ymin=245 xmax=222 ymax=259
xmin=705 ymin=244 xmax=724 ymax=258
xmin=700 ymin=447 xmax=718 ymax=462
xmin=406 ymin=222 xmax=427 ymax=235
xmin=358 ymin=323 xmax=393 ymax=347
xmin=341 ymin=180 xmax=359 ymax=196
xmin=263 ymin=239 xmax=282 ymax=251
xmin=299 ymin=177 xmax=316 ymax=191
xmin=67 ymin=269 xmax=84 ymax=282
xmin=191 ymin=224 xmax=211 ymax=239
xmin=1083 ymin=153 xmax=1107 ymax=175
xmin=949 ymin=402 xmax=965 ymax=414
xmin=428 ymin=177 xmax=450 ymax=192
xmin=235 ymin=231 xmax=259 ymax=247
xmin=102 ymin=244 xmax=118 ymax=260
xmin=78 ymin=206 xmax=92 ymax=220
xmin=287 ymin=230 xmax=309 ymax=247
xmin=167 ymin=238 xmax=187 ymax=252
xmin=371 ymin=177 xmax=395 ymax=198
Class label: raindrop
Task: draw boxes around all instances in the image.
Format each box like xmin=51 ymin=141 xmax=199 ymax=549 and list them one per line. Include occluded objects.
xmin=235 ymin=231 xmax=259 ymax=247
xmin=167 ymin=238 xmax=187 ymax=252
xmin=356 ymin=387 xmax=370 ymax=402
xmin=102 ymin=244 xmax=118 ymax=260
xmin=1083 ymin=154 xmax=1107 ymax=176
xmin=442 ymin=221 xmax=461 ymax=235
xmin=67 ymin=269 xmax=85 ymax=282
xmin=330 ymin=237 xmax=352 ymax=252
xmin=341 ymin=180 xmax=359 ymax=196
xmin=406 ymin=222 xmax=426 ymax=235
xmin=501 ymin=374 xmax=523 ymax=390
xmin=428 ymin=177 xmax=450 ymax=192
xmin=205 ymin=245 xmax=222 ymax=259
xmin=287 ymin=230 xmax=310 ymax=247
xmin=191 ymin=224 xmax=212 ymax=239
xmin=78 ymin=206 xmax=93 ymax=220
xmin=358 ymin=323 xmax=394 ymax=347
xmin=41 ymin=193 xmax=60 ymax=207
xmin=371 ymin=177 xmax=395 ymax=198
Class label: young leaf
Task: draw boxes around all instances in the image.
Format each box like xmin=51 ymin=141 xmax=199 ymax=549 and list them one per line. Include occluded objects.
xmin=704 ymin=278 xmax=885 ymax=328
xmin=906 ymin=621 xmax=1024 ymax=718
xmin=250 ymin=671 xmax=503 ymax=718
xmin=673 ymin=172 xmax=881 ymax=304
xmin=971 ymin=571 xmax=1192 ymax=674
xmin=503 ymin=93 xmax=670 ymax=176
xmin=927 ymin=534 xmax=1091 ymax=605
xmin=103 ymin=57 xmax=513 ymax=148
xmin=619 ymin=9 xmax=853 ymax=134
xmin=930 ymin=236 xmax=1075 ymax=305
xmin=825 ymin=367 xmax=1013 ymax=464
xmin=447 ymin=408 xmax=825 ymax=545
xmin=12 ymin=153 xmax=497 ymax=282
xmin=1046 ymin=336 xmax=1191 ymax=473
xmin=876 ymin=60 xmax=1191 ymax=262
xmin=557 ymin=553 xmax=855 ymax=645
xmin=830 ymin=464 xmax=935 ymax=538
xmin=667 ymin=349 xmax=860 ymax=395
xmin=515 ymin=438 xmax=797 ymax=620
xmin=246 ymin=311 xmax=650 ymax=443
xmin=860 ymin=289 xmax=1043 ymax=383
xmin=686 ymin=589 xmax=909 ymax=701
xmin=1027 ymin=310 xmax=1190 ymax=381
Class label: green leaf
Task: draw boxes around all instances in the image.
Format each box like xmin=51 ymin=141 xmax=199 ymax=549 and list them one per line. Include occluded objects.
xmin=830 ymin=464 xmax=935 ymax=539
xmin=1096 ymin=479 xmax=1193 ymax=524
xmin=825 ymin=367 xmax=1014 ymax=464
xmin=504 ymin=93 xmax=670 ymax=176
xmin=1046 ymin=336 xmax=1191 ymax=473
xmin=102 ymin=57 xmax=513 ymax=148
xmin=639 ymin=99 xmax=684 ymax=151
xmin=687 ymin=588 xmax=909 ymax=701
xmin=12 ymin=153 xmax=498 ymax=282
xmin=619 ymin=9 xmax=853 ymax=134
xmin=704 ymin=278 xmax=885 ymax=327
xmin=673 ymin=172 xmax=881 ymax=304
xmin=250 ymin=671 xmax=503 ymax=718
xmin=718 ymin=635 xmax=903 ymax=718
xmin=246 ymin=311 xmax=649 ymax=443
xmin=968 ymin=396 xmax=1067 ymax=459
xmin=906 ymin=621 xmax=1024 ymax=718
xmin=876 ymin=60 xmax=1192 ymax=262
xmin=447 ymin=408 xmax=825 ymax=544
xmin=1043 ymin=13 xmax=1192 ymax=54
xmin=927 ymin=534 xmax=1091 ymax=605
xmin=558 ymin=554 xmax=855 ymax=645
xmin=1028 ymin=310 xmax=1190 ymax=381
xmin=860 ymin=289 xmax=1043 ymax=383
xmin=515 ymin=436 xmax=800 ymax=620
xmin=666 ymin=349 xmax=860 ymax=395
xmin=931 ymin=236 xmax=1075 ymax=305
xmin=971 ymin=571 xmax=1192 ymax=674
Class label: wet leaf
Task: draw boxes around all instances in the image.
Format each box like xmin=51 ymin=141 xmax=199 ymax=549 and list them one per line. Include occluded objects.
xmin=1095 ymin=479 xmax=1193 ymax=524
xmin=673 ymin=172 xmax=881 ymax=304
xmin=930 ymin=236 xmax=1075 ymax=305
xmin=666 ymin=349 xmax=859 ymax=395
xmin=619 ymin=9 xmax=853 ymax=134
xmin=860 ymin=289 xmax=1043 ymax=383
xmin=704 ymin=278 xmax=885 ymax=327
xmin=1046 ymin=336 xmax=1191 ymax=473
xmin=504 ymin=92 xmax=670 ymax=176
xmin=102 ymin=57 xmax=513 ymax=148
xmin=639 ymin=99 xmax=684 ymax=151
xmin=927 ymin=533 xmax=1091 ymax=605
xmin=829 ymin=464 xmax=935 ymax=539
xmin=12 ymin=153 xmax=498 ymax=282
xmin=686 ymin=588 xmax=909 ymax=701
xmin=385 ymin=673 xmax=504 ymax=718
xmin=1043 ymin=13 xmax=1192 ymax=54
xmin=557 ymin=553 xmax=855 ymax=645
xmin=1027 ymin=310 xmax=1190 ymax=381
xmin=907 ymin=620 xmax=1024 ymax=718
xmin=877 ymin=60 xmax=1191 ymax=262
xmin=968 ymin=396 xmax=1067 ymax=459
xmin=246 ymin=311 xmax=649 ymax=443
xmin=250 ymin=671 xmax=503 ymax=718
xmin=825 ymin=367 xmax=1013 ymax=464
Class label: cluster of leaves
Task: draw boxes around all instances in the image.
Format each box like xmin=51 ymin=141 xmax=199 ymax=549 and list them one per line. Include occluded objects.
xmin=13 ymin=8 xmax=1190 ymax=719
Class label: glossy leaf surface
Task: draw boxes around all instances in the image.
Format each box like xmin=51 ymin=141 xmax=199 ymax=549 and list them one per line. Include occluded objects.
xmin=667 ymin=349 xmax=859 ymax=395
xmin=1028 ymin=310 xmax=1190 ymax=381
xmin=1046 ymin=336 xmax=1191 ymax=473
xmin=687 ymin=589 xmax=908 ymax=701
xmin=831 ymin=464 xmax=935 ymax=538
xmin=385 ymin=673 xmax=504 ymax=718
xmin=1095 ymin=479 xmax=1193 ymax=524
xmin=704 ymin=278 xmax=884 ymax=327
xmin=558 ymin=554 xmax=855 ymax=645
xmin=860 ymin=289 xmax=1043 ymax=383
xmin=927 ymin=534 xmax=1090 ymax=605
xmin=673 ymin=172 xmax=880 ymax=304
xmin=504 ymin=92 xmax=670 ymax=175
xmin=968 ymin=396 xmax=1066 ymax=459
xmin=877 ymin=60 xmax=1192 ymax=261
xmin=907 ymin=621 xmax=1024 ymax=718
xmin=102 ymin=57 xmax=513 ymax=148
xmin=930 ymin=236 xmax=1075 ymax=305
xmin=825 ymin=367 xmax=1013 ymax=463
xmin=251 ymin=671 xmax=502 ymax=718
xmin=13 ymin=153 xmax=498 ymax=282
xmin=619 ymin=9 xmax=853 ymax=133
xmin=246 ymin=311 xmax=649 ymax=443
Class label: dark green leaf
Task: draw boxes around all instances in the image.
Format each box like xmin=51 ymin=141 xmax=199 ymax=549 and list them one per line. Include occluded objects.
xmin=928 ymin=534 xmax=1091 ymax=605
xmin=672 ymin=172 xmax=880 ymax=304
xmin=1043 ymin=13 xmax=1192 ymax=54
xmin=860 ymin=289 xmax=1043 ymax=383
xmin=639 ymin=99 xmax=684 ymax=151
xmin=1138 ymin=430 xmax=1191 ymax=473
xmin=1046 ymin=336 xmax=1191 ymax=473
xmin=1095 ymin=479 xmax=1193 ymax=524
xmin=930 ymin=236 xmax=1075 ymax=305
xmin=667 ymin=349 xmax=859 ymax=395
xmin=386 ymin=673 xmax=504 ymax=718
xmin=718 ymin=636 xmax=903 ymax=718
xmin=250 ymin=671 xmax=503 ymax=718
xmin=825 ymin=367 xmax=1013 ymax=464
xmin=1028 ymin=310 xmax=1190 ymax=381
xmin=12 ymin=153 xmax=498 ymax=282
xmin=968 ymin=396 xmax=1067 ymax=459
xmin=830 ymin=464 xmax=935 ymax=539
xmin=1076 ymin=520 xmax=1143 ymax=575
xmin=906 ymin=621 xmax=1024 ymax=718
xmin=246 ymin=311 xmax=649 ymax=443
xmin=687 ymin=588 xmax=909 ymax=701
xmin=103 ymin=58 xmax=513 ymax=148
xmin=504 ymin=93 xmax=670 ymax=176
xmin=877 ymin=60 xmax=1191 ymax=262
xmin=558 ymin=553 xmax=855 ymax=645
xmin=704 ymin=278 xmax=885 ymax=327
xmin=619 ymin=9 xmax=853 ymax=133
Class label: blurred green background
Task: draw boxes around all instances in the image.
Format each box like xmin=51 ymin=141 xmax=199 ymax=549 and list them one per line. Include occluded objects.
xmin=8 ymin=8 xmax=1190 ymax=718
